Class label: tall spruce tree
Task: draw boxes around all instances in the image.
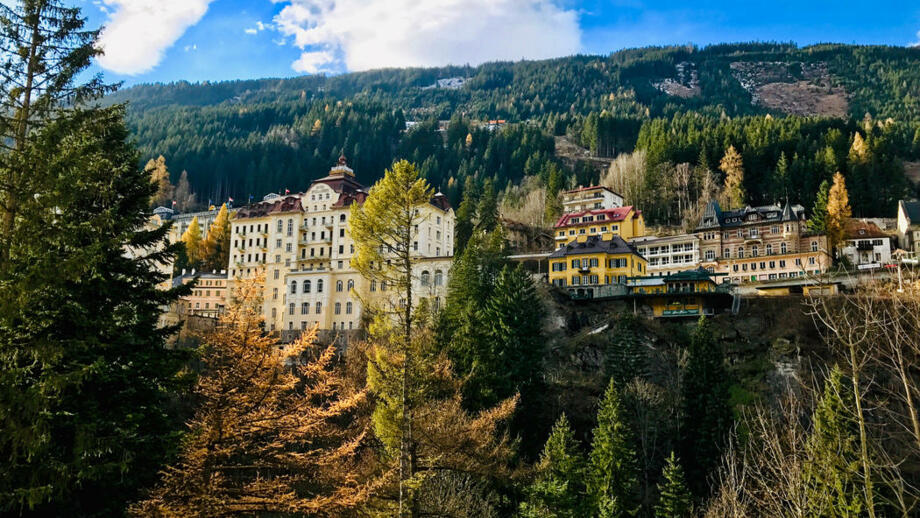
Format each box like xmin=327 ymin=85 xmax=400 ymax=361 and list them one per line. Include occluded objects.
xmin=809 ymin=179 xmax=830 ymax=234
xmin=654 ymin=452 xmax=693 ymax=518
xmin=587 ymin=379 xmax=639 ymax=517
xmin=477 ymin=177 xmax=499 ymax=232
xmin=679 ymin=317 xmax=732 ymax=497
xmin=470 ymin=264 xmax=545 ymax=410
xmin=0 ymin=106 xmax=189 ymax=515
xmin=519 ymin=414 xmax=586 ymax=518
xmin=803 ymin=366 xmax=865 ymax=517
xmin=0 ymin=1 xmax=185 ymax=514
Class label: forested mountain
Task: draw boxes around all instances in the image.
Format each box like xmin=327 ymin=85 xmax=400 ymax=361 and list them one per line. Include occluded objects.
xmin=107 ymin=43 xmax=920 ymax=217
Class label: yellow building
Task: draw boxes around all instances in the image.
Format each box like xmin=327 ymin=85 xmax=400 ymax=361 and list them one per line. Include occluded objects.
xmin=553 ymin=205 xmax=645 ymax=246
xmin=229 ymin=156 xmax=454 ymax=341
xmin=548 ymin=234 xmax=647 ymax=297
xmin=627 ymin=268 xmax=731 ymax=317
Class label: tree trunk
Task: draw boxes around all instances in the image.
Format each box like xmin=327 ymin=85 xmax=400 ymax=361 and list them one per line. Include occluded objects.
xmin=849 ymin=344 xmax=877 ymax=518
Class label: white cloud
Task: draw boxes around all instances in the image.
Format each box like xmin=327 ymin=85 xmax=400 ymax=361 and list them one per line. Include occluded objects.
xmin=913 ymin=30 xmax=920 ymax=47
xmin=272 ymin=0 xmax=581 ymax=73
xmin=97 ymin=0 xmax=214 ymax=75
xmin=245 ymin=28 xmax=258 ymax=35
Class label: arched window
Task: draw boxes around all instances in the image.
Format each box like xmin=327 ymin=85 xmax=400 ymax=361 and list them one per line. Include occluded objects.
xmin=290 ymin=280 xmax=297 ymax=294
xmin=276 ymin=220 xmax=283 ymax=232
xmin=347 ymin=279 xmax=354 ymax=291
xmin=811 ymin=241 xmax=818 ymax=252
xmin=420 ymin=270 xmax=431 ymax=286
xmin=334 ymin=302 xmax=341 ymax=315
xmin=781 ymin=242 xmax=787 ymax=254
xmin=303 ymin=280 xmax=311 ymax=293
xmin=752 ymin=245 xmax=759 ymax=257
xmin=301 ymin=302 xmax=308 ymax=315
xmin=317 ymin=279 xmax=324 ymax=292
xmin=766 ymin=244 xmax=773 ymax=255
xmin=434 ymin=270 xmax=443 ymax=286
xmin=315 ymin=301 xmax=322 ymax=313
xmin=380 ymin=281 xmax=387 ymax=292
xmin=346 ymin=302 xmax=353 ymax=314
xmin=336 ymin=280 xmax=343 ymax=292
xmin=737 ymin=247 xmax=745 ymax=259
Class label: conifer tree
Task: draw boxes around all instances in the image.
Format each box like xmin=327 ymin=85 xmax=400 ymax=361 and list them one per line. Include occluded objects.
xmin=519 ymin=414 xmax=586 ymax=518
xmin=0 ymin=106 xmax=189 ymax=514
xmin=545 ymin=163 xmax=564 ymax=222
xmin=809 ymin=180 xmax=830 ymax=234
xmin=454 ymin=177 xmax=478 ymax=254
xmin=826 ymin=172 xmax=852 ymax=257
xmin=0 ymin=0 xmax=112 ymax=266
xmin=477 ymin=177 xmax=499 ymax=232
xmin=145 ymin=155 xmax=174 ymax=207
xmin=803 ymin=366 xmax=865 ymax=517
xmin=655 ymin=451 xmax=693 ymax=518
xmin=470 ymin=264 xmax=544 ymax=408
xmin=587 ymin=379 xmax=639 ymax=517
xmin=679 ymin=317 xmax=732 ymax=497
xmin=132 ymin=277 xmax=373 ymax=516
xmin=0 ymin=2 xmax=185 ymax=513
xmin=719 ymin=145 xmax=745 ymax=209
xmin=181 ymin=216 xmax=204 ymax=266
xmin=203 ymin=203 xmax=231 ymax=270
xmin=351 ymin=161 xmax=517 ymax=517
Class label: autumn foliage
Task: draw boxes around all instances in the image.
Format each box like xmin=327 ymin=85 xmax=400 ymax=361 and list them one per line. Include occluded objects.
xmin=132 ymin=276 xmax=375 ymax=516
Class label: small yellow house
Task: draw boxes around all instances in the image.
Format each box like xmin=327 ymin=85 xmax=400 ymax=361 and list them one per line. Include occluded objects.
xmin=627 ymin=268 xmax=731 ymax=317
xmin=548 ymin=234 xmax=647 ymax=297
xmin=553 ymin=205 xmax=645 ymax=246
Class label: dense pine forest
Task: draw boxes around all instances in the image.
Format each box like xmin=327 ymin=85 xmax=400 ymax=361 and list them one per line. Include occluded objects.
xmin=108 ymin=43 xmax=920 ymax=220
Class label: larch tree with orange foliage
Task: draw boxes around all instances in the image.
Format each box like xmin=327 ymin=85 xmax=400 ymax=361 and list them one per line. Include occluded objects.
xmin=131 ymin=276 xmax=375 ymax=517
xmin=826 ymin=172 xmax=852 ymax=258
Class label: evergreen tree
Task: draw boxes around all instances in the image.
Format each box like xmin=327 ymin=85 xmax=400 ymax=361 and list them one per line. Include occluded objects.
xmin=826 ymin=172 xmax=852 ymax=256
xmin=519 ymin=414 xmax=586 ymax=518
xmin=0 ymin=105 xmax=189 ymax=515
xmin=719 ymin=145 xmax=746 ymax=209
xmin=773 ymin=151 xmax=790 ymax=201
xmin=654 ymin=451 xmax=693 ymax=518
xmin=587 ymin=379 xmax=639 ymax=517
xmin=809 ymin=179 xmax=830 ymax=233
xmin=679 ymin=317 xmax=732 ymax=497
xmin=804 ymin=366 xmax=865 ymax=517
xmin=181 ymin=216 xmax=204 ymax=267
xmin=203 ymin=203 xmax=231 ymax=271
xmin=454 ymin=177 xmax=478 ymax=254
xmin=477 ymin=177 xmax=499 ymax=232
xmin=470 ymin=264 xmax=545 ymax=410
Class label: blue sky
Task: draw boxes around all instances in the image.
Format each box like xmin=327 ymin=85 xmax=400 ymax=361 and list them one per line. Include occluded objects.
xmin=76 ymin=0 xmax=920 ymax=86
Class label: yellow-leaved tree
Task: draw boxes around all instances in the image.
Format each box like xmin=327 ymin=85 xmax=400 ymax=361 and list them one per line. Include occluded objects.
xmin=145 ymin=155 xmax=174 ymax=207
xmin=719 ymin=145 xmax=745 ymax=209
xmin=131 ymin=275 xmax=376 ymax=516
xmin=349 ymin=160 xmax=518 ymax=517
xmin=826 ymin=172 xmax=852 ymax=257
xmin=180 ymin=216 xmax=203 ymax=267
xmin=203 ymin=203 xmax=231 ymax=271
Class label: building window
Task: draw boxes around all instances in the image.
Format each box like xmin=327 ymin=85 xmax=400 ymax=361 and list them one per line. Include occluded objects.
xmin=317 ymin=279 xmax=323 ymax=292
xmin=290 ymin=280 xmax=297 ymax=294
xmin=301 ymin=280 xmax=309 ymax=293
xmin=289 ymin=303 xmax=295 ymax=315
xmin=336 ymin=280 xmax=343 ymax=292
xmin=738 ymin=247 xmax=744 ymax=259
xmin=276 ymin=220 xmax=283 ymax=232
xmin=301 ymin=302 xmax=308 ymax=315
xmin=272 ymin=287 xmax=278 ymax=300
xmin=752 ymin=245 xmax=758 ymax=257
xmin=766 ymin=244 xmax=773 ymax=255
xmin=335 ymin=302 xmax=341 ymax=315
xmin=346 ymin=302 xmax=353 ymax=314
xmin=571 ymin=259 xmax=581 ymax=268
xmin=371 ymin=280 xmax=376 ymax=291
xmin=421 ymin=270 xmax=431 ymax=286
xmin=781 ymin=242 xmax=787 ymax=254
xmin=434 ymin=270 xmax=443 ymax=286
xmin=723 ymin=249 xmax=730 ymax=258
xmin=811 ymin=241 xmax=818 ymax=252
xmin=705 ymin=250 xmax=715 ymax=261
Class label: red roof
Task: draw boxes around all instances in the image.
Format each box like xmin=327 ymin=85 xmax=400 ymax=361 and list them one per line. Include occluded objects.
xmin=554 ymin=206 xmax=638 ymax=229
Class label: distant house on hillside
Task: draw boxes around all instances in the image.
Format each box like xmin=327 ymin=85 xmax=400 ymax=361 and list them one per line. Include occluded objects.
xmin=896 ymin=200 xmax=920 ymax=254
xmin=840 ymin=220 xmax=892 ymax=269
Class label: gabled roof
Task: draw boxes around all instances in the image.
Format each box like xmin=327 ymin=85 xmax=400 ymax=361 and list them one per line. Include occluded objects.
xmin=562 ymin=185 xmax=621 ymax=197
xmin=696 ymin=200 xmax=805 ymax=230
xmin=549 ymin=234 xmax=643 ymax=258
xmin=554 ymin=206 xmax=638 ymax=229
xmin=900 ymin=200 xmax=920 ymax=224
xmin=844 ymin=220 xmax=889 ymax=240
